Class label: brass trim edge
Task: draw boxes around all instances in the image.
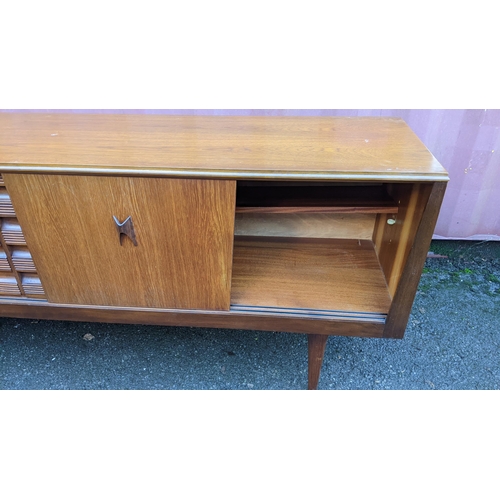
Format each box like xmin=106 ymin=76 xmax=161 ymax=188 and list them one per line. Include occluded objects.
xmin=0 ymin=165 xmax=451 ymax=182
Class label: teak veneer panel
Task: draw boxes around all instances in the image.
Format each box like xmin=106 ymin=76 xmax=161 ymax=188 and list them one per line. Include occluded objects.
xmin=231 ymin=237 xmax=392 ymax=314
xmin=3 ymin=174 xmax=236 ymax=310
xmin=0 ymin=114 xmax=449 ymax=181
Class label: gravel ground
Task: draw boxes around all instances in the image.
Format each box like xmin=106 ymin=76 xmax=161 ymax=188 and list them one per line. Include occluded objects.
xmin=1 ymin=240 xmax=499 ymax=390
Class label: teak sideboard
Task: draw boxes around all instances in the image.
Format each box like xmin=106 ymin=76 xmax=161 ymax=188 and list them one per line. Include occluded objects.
xmin=0 ymin=113 xmax=449 ymax=389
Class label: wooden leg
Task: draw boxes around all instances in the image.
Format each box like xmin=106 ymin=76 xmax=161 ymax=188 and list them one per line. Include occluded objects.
xmin=308 ymin=334 xmax=329 ymax=390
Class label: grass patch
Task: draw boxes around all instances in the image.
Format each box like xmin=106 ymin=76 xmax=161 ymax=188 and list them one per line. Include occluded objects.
xmin=488 ymin=273 xmax=500 ymax=283
xmin=430 ymin=240 xmax=500 ymax=260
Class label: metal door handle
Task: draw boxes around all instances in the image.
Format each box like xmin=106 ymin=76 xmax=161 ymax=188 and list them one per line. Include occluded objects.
xmin=113 ymin=215 xmax=138 ymax=246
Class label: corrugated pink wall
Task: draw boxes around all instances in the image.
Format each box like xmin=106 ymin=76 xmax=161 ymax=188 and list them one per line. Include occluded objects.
xmin=2 ymin=109 xmax=499 ymax=239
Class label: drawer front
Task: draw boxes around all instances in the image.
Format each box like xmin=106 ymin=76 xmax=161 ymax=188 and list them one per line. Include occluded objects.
xmin=3 ymin=174 xmax=236 ymax=310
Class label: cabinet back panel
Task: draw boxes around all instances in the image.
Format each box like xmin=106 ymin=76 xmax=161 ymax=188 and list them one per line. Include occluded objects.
xmin=3 ymin=174 xmax=236 ymax=310
xmin=235 ymin=213 xmax=375 ymax=239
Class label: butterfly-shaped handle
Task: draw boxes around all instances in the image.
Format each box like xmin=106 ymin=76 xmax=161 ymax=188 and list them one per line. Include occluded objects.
xmin=113 ymin=215 xmax=138 ymax=246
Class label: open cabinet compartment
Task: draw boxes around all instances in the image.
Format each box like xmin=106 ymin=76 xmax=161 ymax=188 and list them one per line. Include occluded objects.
xmin=230 ymin=181 xmax=432 ymax=320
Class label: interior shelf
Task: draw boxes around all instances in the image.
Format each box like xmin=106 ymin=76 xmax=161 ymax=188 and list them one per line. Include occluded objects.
xmin=236 ymin=184 xmax=399 ymax=214
xmin=230 ymin=236 xmax=392 ymax=317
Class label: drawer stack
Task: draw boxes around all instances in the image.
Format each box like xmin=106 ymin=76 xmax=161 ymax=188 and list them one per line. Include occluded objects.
xmin=0 ymin=174 xmax=45 ymax=298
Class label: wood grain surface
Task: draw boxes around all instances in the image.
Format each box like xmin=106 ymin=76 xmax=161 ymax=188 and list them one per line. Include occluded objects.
xmin=383 ymin=182 xmax=447 ymax=338
xmin=0 ymin=227 xmax=25 ymax=295
xmin=308 ymin=334 xmax=329 ymax=389
xmin=0 ymin=274 xmax=21 ymax=295
xmin=231 ymin=237 xmax=392 ymax=314
xmin=1 ymin=219 xmax=27 ymax=245
xmin=236 ymin=184 xmax=399 ymax=213
xmin=0 ymin=188 xmax=16 ymax=216
xmin=4 ymin=174 xmax=236 ymax=310
xmin=0 ymin=248 xmax=10 ymax=271
xmin=0 ymin=297 xmax=386 ymax=337
xmin=235 ymin=213 xmax=376 ymax=239
xmin=373 ymin=183 xmax=433 ymax=296
xmin=0 ymin=114 xmax=449 ymax=181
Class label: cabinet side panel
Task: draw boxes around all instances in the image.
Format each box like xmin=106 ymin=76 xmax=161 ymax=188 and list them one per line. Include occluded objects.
xmin=3 ymin=174 xmax=236 ymax=310
xmin=373 ymin=183 xmax=433 ymax=297
xmin=383 ymin=182 xmax=447 ymax=338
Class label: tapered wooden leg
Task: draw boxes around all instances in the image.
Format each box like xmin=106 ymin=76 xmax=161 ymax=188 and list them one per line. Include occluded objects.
xmin=308 ymin=334 xmax=329 ymax=390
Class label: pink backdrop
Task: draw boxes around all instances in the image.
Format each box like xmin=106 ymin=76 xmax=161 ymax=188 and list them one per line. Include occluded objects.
xmin=2 ymin=109 xmax=499 ymax=240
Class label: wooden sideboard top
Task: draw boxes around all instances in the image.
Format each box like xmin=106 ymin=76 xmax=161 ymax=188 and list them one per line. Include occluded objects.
xmin=0 ymin=113 xmax=449 ymax=182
